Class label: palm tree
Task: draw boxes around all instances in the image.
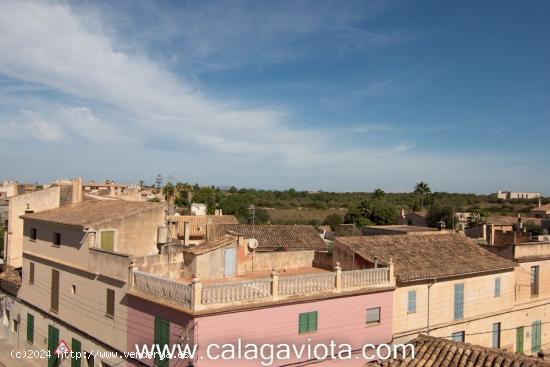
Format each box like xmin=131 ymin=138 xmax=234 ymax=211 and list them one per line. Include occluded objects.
xmin=414 ymin=181 xmax=431 ymax=211
xmin=372 ymin=188 xmax=385 ymax=200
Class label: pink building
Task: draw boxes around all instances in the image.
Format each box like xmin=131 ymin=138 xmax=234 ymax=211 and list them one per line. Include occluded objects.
xmin=128 ymin=286 xmax=394 ymax=367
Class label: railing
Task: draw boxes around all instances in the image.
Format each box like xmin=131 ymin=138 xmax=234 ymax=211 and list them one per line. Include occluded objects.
xmin=133 ymin=270 xmax=193 ymax=308
xmin=131 ymin=264 xmax=393 ymax=311
xmin=341 ymin=268 xmax=389 ymax=288
xmin=279 ymin=273 xmax=336 ymax=296
xmin=202 ymin=279 xmax=272 ymax=304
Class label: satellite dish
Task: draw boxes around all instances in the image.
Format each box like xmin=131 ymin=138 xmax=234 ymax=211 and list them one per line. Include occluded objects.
xmin=248 ymin=238 xmax=259 ymax=250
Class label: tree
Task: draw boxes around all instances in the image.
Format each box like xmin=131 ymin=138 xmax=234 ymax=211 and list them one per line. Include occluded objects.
xmin=427 ymin=204 xmax=453 ymax=228
xmin=323 ymin=213 xmax=343 ymax=231
xmin=372 ymin=188 xmax=385 ymax=200
xmin=139 ymin=180 xmax=144 ymax=189
xmin=414 ymin=181 xmax=431 ymax=211
xmin=163 ymin=182 xmax=175 ymax=201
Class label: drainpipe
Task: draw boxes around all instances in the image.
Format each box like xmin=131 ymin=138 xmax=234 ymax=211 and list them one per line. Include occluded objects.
xmin=427 ymin=278 xmax=436 ymax=336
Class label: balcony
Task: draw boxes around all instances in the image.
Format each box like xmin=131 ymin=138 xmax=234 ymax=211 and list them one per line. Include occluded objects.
xmin=130 ymin=262 xmax=395 ymax=311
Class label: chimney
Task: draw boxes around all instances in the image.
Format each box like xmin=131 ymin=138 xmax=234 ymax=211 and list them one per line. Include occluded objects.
xmin=539 ymin=197 xmax=542 ymax=208
xmin=183 ymin=221 xmax=190 ymax=245
xmin=206 ymin=217 xmax=214 ymax=241
xmin=518 ymin=213 xmax=523 ymax=230
xmin=71 ymin=177 xmax=83 ymax=204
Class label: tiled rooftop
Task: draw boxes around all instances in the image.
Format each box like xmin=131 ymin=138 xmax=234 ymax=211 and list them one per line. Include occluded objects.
xmin=337 ymin=233 xmax=515 ymax=282
xmin=213 ymin=224 xmax=327 ymax=251
xmin=21 ymin=200 xmax=163 ymax=228
xmin=370 ymin=335 xmax=550 ymax=367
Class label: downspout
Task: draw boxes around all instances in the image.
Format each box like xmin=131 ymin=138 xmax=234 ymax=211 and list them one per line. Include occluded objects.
xmin=427 ymin=278 xmax=436 ymax=336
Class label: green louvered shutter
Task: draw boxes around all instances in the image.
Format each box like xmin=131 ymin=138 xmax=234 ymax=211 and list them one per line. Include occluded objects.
xmin=516 ymin=326 xmax=524 ymax=354
xmin=71 ymin=339 xmax=81 ymax=367
xmin=298 ymin=313 xmax=309 ymax=334
xmin=26 ymin=314 xmax=34 ymax=344
xmin=48 ymin=325 xmax=59 ymax=367
xmin=308 ymin=312 xmax=318 ymax=332
xmin=154 ymin=317 xmax=170 ymax=367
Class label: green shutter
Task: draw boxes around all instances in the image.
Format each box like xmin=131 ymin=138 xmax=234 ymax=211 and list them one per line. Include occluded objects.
xmin=26 ymin=314 xmax=34 ymax=344
xmin=308 ymin=312 xmax=318 ymax=332
xmin=48 ymin=325 xmax=59 ymax=367
xmin=71 ymin=339 xmax=81 ymax=367
xmin=100 ymin=231 xmax=115 ymax=251
xmin=154 ymin=317 xmax=170 ymax=367
xmin=532 ymin=321 xmax=542 ymax=353
xmin=298 ymin=312 xmax=318 ymax=334
xmin=516 ymin=326 xmax=524 ymax=354
xmin=298 ymin=313 xmax=309 ymax=334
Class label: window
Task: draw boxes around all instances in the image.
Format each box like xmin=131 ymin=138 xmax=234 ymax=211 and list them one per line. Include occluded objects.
xmin=154 ymin=317 xmax=170 ymax=367
xmin=100 ymin=231 xmax=115 ymax=252
xmin=451 ymin=331 xmax=465 ymax=342
xmin=13 ymin=319 xmax=18 ymax=332
xmin=494 ymin=277 xmax=501 ymax=298
xmin=106 ymin=289 xmax=115 ymax=317
xmin=407 ymin=290 xmax=416 ymax=313
xmin=29 ymin=262 xmax=35 ymax=285
xmin=71 ymin=339 xmax=81 ymax=367
xmin=48 ymin=325 xmax=59 ymax=367
xmin=51 ymin=269 xmax=60 ymax=313
xmin=27 ymin=314 xmax=34 ymax=344
xmin=72 ymin=285 xmax=77 ymax=295
xmin=492 ymin=322 xmax=501 ymax=348
xmin=454 ymin=283 xmax=464 ymax=320
xmin=53 ymin=232 xmax=61 ymax=247
xmin=30 ymin=228 xmax=37 ymax=241
xmin=516 ymin=326 xmax=524 ymax=354
xmin=531 ymin=266 xmax=540 ymax=296
xmin=85 ymin=352 xmax=95 ymax=367
xmin=298 ymin=311 xmax=318 ymax=334
xmin=366 ymin=307 xmax=381 ymax=326
xmin=532 ymin=321 xmax=542 ymax=353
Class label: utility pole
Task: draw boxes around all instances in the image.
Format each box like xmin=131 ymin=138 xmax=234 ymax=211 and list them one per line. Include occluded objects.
xmin=248 ymin=204 xmax=256 ymax=226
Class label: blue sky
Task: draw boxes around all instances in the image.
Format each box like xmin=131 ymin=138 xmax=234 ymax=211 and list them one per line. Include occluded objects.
xmin=0 ymin=0 xmax=549 ymax=193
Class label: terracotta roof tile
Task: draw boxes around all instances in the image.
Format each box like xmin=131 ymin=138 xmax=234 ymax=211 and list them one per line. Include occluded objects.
xmin=370 ymin=335 xmax=550 ymax=367
xmin=183 ymin=234 xmax=236 ymax=255
xmin=21 ymin=200 xmax=163 ymax=228
xmin=214 ymin=224 xmax=327 ymax=251
xmin=336 ymin=233 xmax=514 ymax=282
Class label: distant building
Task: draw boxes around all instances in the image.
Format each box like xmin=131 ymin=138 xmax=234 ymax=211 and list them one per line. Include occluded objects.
xmin=190 ymin=202 xmax=207 ymax=215
xmin=362 ymin=225 xmax=440 ymax=236
xmin=532 ymin=203 xmax=550 ymax=218
xmin=396 ymin=210 xmax=429 ymax=227
xmin=497 ymin=191 xmax=541 ymax=200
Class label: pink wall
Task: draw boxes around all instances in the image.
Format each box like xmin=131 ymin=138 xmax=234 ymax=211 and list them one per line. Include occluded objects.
xmin=126 ymin=290 xmax=393 ymax=367
xmin=127 ymin=296 xmax=194 ymax=367
xmin=195 ymin=290 xmax=393 ymax=367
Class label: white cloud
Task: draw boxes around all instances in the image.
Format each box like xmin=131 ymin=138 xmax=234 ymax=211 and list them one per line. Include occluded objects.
xmin=0 ymin=0 xmax=411 ymax=171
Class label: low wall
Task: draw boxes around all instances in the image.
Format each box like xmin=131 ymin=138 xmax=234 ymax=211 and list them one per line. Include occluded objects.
xmin=313 ymin=251 xmax=333 ymax=270
xmin=250 ymin=250 xmax=315 ymax=271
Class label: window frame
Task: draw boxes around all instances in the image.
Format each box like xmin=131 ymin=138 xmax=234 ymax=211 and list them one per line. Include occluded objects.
xmin=99 ymin=230 xmax=116 ymax=252
xmin=454 ymin=283 xmax=464 ymax=320
xmin=531 ymin=266 xmax=540 ymax=297
xmin=298 ymin=311 xmax=318 ymax=334
xmin=53 ymin=232 xmax=61 ymax=247
xmin=29 ymin=262 xmax=35 ymax=285
xmin=494 ymin=277 xmax=501 ymax=298
xmin=492 ymin=322 xmax=501 ymax=349
xmin=366 ymin=307 xmax=381 ymax=327
xmin=106 ymin=289 xmax=115 ymax=318
xmin=451 ymin=331 xmax=465 ymax=343
xmin=30 ymin=227 xmax=37 ymax=241
xmin=407 ymin=290 xmax=417 ymax=314
xmin=27 ymin=313 xmax=34 ymax=344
